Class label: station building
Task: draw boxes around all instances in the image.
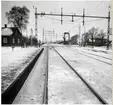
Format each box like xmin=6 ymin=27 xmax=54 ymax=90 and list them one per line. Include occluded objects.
xmin=1 ymin=24 xmax=22 ymax=46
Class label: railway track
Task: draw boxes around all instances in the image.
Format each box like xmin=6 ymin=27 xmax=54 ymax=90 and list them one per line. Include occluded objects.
xmin=43 ymin=46 xmax=48 ymax=104
xmin=1 ymin=47 xmax=48 ymax=104
xmin=63 ymin=47 xmax=112 ymax=65
xmin=52 ymin=46 xmax=108 ymax=104
xmin=1 ymin=45 xmax=109 ymax=104
xmin=72 ymin=47 xmax=112 ymax=60
xmin=81 ymin=50 xmax=112 ymax=60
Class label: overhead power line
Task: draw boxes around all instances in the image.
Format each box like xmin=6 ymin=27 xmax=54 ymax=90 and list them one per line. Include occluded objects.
xmin=44 ymin=15 xmax=61 ymax=21
xmin=83 ymin=18 xmax=105 ymax=22
xmin=34 ymin=7 xmax=111 ymax=49
xmin=96 ymin=1 xmax=103 ymax=7
xmin=44 ymin=16 xmax=82 ymax=23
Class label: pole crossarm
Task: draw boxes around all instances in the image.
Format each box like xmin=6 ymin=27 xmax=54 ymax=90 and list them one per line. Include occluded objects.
xmin=35 ymin=13 xmax=109 ymax=19
xmin=34 ymin=6 xmax=111 ymax=49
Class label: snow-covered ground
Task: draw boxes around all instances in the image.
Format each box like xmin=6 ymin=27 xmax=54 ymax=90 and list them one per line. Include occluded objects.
xmin=1 ymin=44 xmax=112 ymax=104
xmin=2 ymin=47 xmax=22 ymax=54
xmin=69 ymin=45 xmax=112 ymax=54
xmin=73 ymin=47 xmax=112 ymax=59
xmin=80 ymin=46 xmax=112 ymax=55
xmin=54 ymin=45 xmax=112 ymax=104
xmin=48 ymin=48 xmax=101 ymax=104
xmin=66 ymin=46 xmax=112 ymax=65
xmin=1 ymin=46 xmax=41 ymax=93
xmin=52 ymin=44 xmax=112 ymax=54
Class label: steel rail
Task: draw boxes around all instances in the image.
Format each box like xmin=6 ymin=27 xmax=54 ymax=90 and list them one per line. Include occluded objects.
xmin=63 ymin=47 xmax=111 ymax=61
xmin=55 ymin=46 xmax=111 ymax=65
xmin=52 ymin=46 xmax=108 ymax=104
xmin=53 ymin=46 xmax=111 ymax=60
xmin=81 ymin=50 xmax=111 ymax=60
xmin=43 ymin=46 xmax=48 ymax=104
xmin=72 ymin=48 xmax=112 ymax=65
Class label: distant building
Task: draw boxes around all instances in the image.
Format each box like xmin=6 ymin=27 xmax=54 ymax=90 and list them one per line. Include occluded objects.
xmin=2 ymin=24 xmax=22 ymax=46
xmin=87 ymin=36 xmax=109 ymax=46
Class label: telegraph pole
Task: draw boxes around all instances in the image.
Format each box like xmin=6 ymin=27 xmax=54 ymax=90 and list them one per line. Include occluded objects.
xmin=107 ymin=6 xmax=110 ymax=50
xmin=43 ymin=28 xmax=44 ymax=43
xmin=82 ymin=9 xmax=85 ymax=47
xmin=44 ymin=30 xmax=47 ymax=43
xmin=56 ymin=33 xmax=57 ymax=42
xmin=61 ymin=7 xmax=63 ymax=24
xmin=53 ymin=29 xmax=55 ymax=42
xmin=78 ymin=24 xmax=81 ymax=46
xmin=31 ymin=28 xmax=33 ymax=46
xmin=35 ymin=8 xmax=38 ymax=46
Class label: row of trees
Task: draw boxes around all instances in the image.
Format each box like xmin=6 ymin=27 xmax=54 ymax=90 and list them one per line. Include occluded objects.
xmin=70 ymin=34 xmax=79 ymax=45
xmin=70 ymin=27 xmax=112 ymax=47
xmin=83 ymin=27 xmax=106 ymax=47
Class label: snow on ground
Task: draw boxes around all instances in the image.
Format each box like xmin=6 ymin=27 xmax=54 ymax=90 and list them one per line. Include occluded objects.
xmin=1 ymin=46 xmax=41 ymax=93
xmin=82 ymin=47 xmax=112 ymax=56
xmin=74 ymin=47 xmax=112 ymax=59
xmin=2 ymin=47 xmax=22 ymax=54
xmin=52 ymin=44 xmax=112 ymax=54
xmin=48 ymin=48 xmax=101 ymax=104
xmin=66 ymin=47 xmax=112 ymax=65
xmin=53 ymin=44 xmax=112 ymax=59
xmin=55 ymin=46 xmax=112 ymax=104
xmin=71 ymin=45 xmax=112 ymax=54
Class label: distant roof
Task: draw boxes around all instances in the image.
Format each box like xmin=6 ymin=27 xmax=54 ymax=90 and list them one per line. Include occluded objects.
xmin=2 ymin=26 xmax=22 ymax=36
xmin=2 ymin=28 xmax=13 ymax=36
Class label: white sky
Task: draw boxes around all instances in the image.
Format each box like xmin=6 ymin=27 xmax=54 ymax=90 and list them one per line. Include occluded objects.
xmin=1 ymin=0 xmax=111 ymax=42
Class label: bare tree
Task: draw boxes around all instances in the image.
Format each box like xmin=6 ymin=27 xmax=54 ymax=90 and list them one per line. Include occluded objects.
xmin=83 ymin=32 xmax=90 ymax=47
xmin=70 ymin=34 xmax=79 ymax=45
xmin=88 ymin=27 xmax=98 ymax=47
xmin=6 ymin=6 xmax=30 ymax=33
xmin=97 ymin=29 xmax=106 ymax=46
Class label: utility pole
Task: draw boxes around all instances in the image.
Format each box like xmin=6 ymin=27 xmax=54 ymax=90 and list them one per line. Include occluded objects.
xmin=107 ymin=6 xmax=110 ymax=50
xmin=35 ymin=7 xmax=38 ymax=46
xmin=78 ymin=24 xmax=81 ymax=46
xmin=82 ymin=9 xmax=85 ymax=47
xmin=53 ymin=29 xmax=55 ymax=42
xmin=44 ymin=30 xmax=47 ymax=43
xmin=61 ymin=7 xmax=63 ymax=25
xmin=43 ymin=28 xmax=44 ymax=43
xmin=31 ymin=28 xmax=33 ymax=46
xmin=49 ymin=31 xmax=52 ymax=42
xmin=35 ymin=8 xmax=110 ymax=47
xmin=56 ymin=33 xmax=57 ymax=42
